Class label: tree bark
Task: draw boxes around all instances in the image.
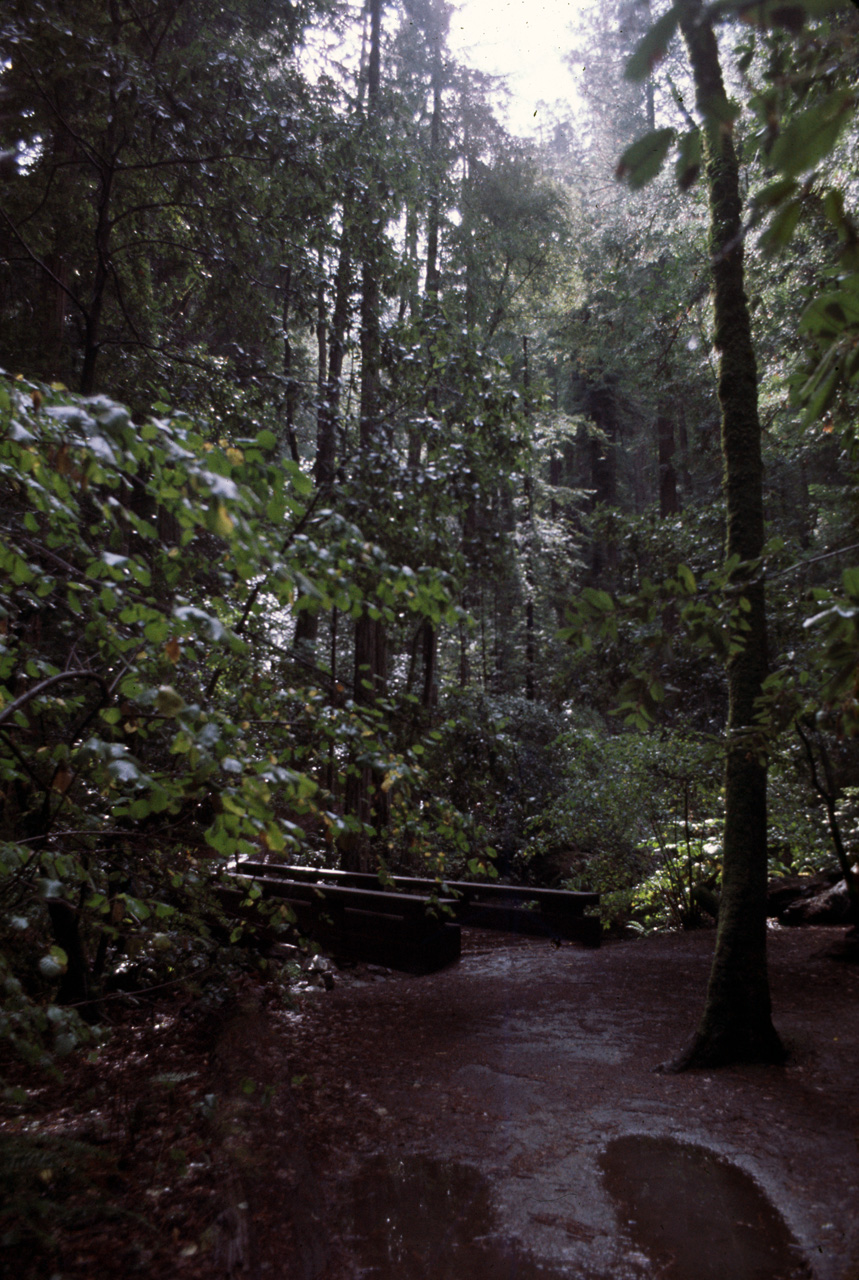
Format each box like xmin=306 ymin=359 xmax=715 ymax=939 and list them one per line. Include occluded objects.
xmin=316 ymin=222 xmax=351 ymax=490
xmin=523 ymin=336 xmax=536 ymax=701
xmin=281 ymin=260 xmax=301 ymax=464
xmin=671 ymin=0 xmax=784 ymax=1069
xmin=343 ymin=0 xmax=388 ymax=869
xmin=80 ymin=160 xmax=114 ymax=394
xmin=586 ymin=379 xmax=618 ymax=580
xmin=657 ymin=404 xmax=680 ymax=516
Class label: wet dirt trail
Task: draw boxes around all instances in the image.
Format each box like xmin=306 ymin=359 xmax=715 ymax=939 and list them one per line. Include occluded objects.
xmin=257 ymin=925 xmax=859 ymax=1280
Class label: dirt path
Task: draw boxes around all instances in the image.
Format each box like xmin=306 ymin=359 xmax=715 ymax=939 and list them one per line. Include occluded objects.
xmin=262 ymin=925 xmax=859 ymax=1279
xmin=3 ymin=924 xmax=857 ymax=1278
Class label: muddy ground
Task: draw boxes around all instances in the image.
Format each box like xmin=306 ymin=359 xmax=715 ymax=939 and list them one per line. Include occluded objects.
xmin=274 ymin=924 xmax=859 ymax=1280
xmin=2 ymin=923 xmax=858 ymax=1279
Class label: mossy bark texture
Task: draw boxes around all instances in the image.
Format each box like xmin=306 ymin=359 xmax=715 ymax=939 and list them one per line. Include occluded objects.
xmin=672 ymin=0 xmax=785 ymax=1069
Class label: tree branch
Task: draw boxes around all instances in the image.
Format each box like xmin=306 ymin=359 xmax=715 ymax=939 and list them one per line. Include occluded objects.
xmin=0 ymin=672 xmax=109 ymax=729
xmin=0 ymin=208 xmax=87 ymax=317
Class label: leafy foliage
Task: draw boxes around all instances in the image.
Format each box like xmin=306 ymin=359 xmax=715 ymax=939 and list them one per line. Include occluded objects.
xmin=0 ymin=370 xmax=459 ymax=1066
xmin=526 ymin=715 xmax=723 ymax=931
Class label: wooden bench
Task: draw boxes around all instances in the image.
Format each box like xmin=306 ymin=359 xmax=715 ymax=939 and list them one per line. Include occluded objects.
xmin=223 ymin=872 xmax=461 ymax=974
xmin=234 ymin=862 xmax=601 ymax=948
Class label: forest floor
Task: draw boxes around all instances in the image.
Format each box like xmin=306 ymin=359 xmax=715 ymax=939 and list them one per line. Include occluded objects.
xmin=2 ymin=924 xmax=858 ymax=1280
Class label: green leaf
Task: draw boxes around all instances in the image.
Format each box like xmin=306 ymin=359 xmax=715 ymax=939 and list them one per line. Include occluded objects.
xmin=798 ymin=356 xmax=841 ymax=424
xmin=292 ymin=469 xmax=313 ymax=497
xmin=209 ymin=503 xmax=235 ymax=538
xmin=108 ymin=757 xmax=141 ymax=784
xmin=753 ymin=177 xmax=799 ymax=210
xmin=675 ymin=129 xmax=702 ymax=191
xmin=582 ymin=587 xmax=615 ymax=612
xmin=156 ymin=685 xmax=185 ymax=718
xmin=625 ymin=7 xmax=679 ymax=82
xmin=799 ymin=278 xmax=859 ymax=338
xmin=760 ymin=199 xmax=803 ymax=253
xmin=144 ymin=616 xmax=170 ymax=643
xmin=39 ymin=946 xmax=68 ymax=978
xmin=10 ymin=555 xmax=35 ymax=586
xmin=616 ymin=128 xmax=676 ymax=190
xmin=266 ymin=493 xmax=286 ymax=523
xmin=769 ymin=90 xmax=854 ymax=178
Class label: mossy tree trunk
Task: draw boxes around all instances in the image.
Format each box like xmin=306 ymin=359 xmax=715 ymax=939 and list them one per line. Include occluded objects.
xmin=672 ymin=0 xmax=784 ymax=1069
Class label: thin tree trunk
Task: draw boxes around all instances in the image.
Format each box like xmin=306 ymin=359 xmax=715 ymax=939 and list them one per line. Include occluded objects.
xmin=325 ymin=607 xmax=339 ymax=796
xmin=398 ymin=204 xmax=420 ymax=324
xmin=344 ymin=0 xmax=387 ymax=870
xmin=317 ymin=227 xmax=350 ymax=489
xmin=281 ymin=261 xmax=301 ymax=464
xmin=358 ymin=0 xmax=383 ymax=462
xmin=80 ymin=162 xmax=114 ymax=394
xmin=523 ymin=336 xmax=536 ymax=701
xmin=671 ymin=0 xmax=784 ymax=1069
xmin=421 ymin=619 xmax=436 ymax=709
xmin=48 ymin=899 xmax=98 ymax=1017
xmin=424 ymin=56 xmax=442 ymax=304
xmin=587 ymin=380 xmax=618 ymax=580
xmin=657 ymin=404 xmax=680 ymax=516
xmin=408 ymin=57 xmax=444 ymax=471
xmin=678 ymin=403 xmax=693 ymax=500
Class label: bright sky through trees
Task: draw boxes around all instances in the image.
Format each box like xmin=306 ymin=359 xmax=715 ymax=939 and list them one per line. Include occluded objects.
xmin=448 ymin=0 xmax=592 ymax=134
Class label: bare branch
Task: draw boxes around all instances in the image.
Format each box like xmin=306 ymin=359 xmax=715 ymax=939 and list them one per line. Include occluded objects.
xmin=0 ymin=672 xmax=109 ymax=729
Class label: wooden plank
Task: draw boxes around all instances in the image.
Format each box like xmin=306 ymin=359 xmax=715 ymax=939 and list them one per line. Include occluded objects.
xmin=217 ymin=886 xmax=461 ymax=974
xmin=236 ymin=861 xmax=598 ymax=912
xmin=234 ymin=872 xmax=456 ymax=918
xmin=230 ymin=862 xmax=601 ymax=948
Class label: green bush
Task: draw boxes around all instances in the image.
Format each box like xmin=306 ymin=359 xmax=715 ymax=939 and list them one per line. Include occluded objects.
xmin=0 ymin=373 xmax=452 ymax=1071
xmin=416 ymin=691 xmax=568 ymax=878
xmin=527 ymin=715 xmax=723 ymax=930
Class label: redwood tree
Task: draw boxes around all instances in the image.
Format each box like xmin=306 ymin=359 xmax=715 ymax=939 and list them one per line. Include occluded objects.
xmin=671 ymin=0 xmax=784 ymax=1067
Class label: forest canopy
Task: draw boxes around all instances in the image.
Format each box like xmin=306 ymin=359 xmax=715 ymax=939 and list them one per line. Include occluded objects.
xmin=1 ymin=0 xmax=859 ymax=1073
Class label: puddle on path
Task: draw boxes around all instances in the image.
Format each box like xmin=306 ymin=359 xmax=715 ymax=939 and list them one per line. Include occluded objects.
xmin=344 ymin=1154 xmax=566 ymax=1278
xmin=599 ymin=1135 xmax=810 ymax=1280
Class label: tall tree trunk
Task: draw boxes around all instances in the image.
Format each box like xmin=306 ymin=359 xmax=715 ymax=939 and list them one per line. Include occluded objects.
xmin=343 ymin=0 xmax=388 ymax=870
xmin=398 ymin=204 xmax=420 ymax=324
xmin=293 ymin=250 xmax=332 ymax=663
xmin=587 ymin=379 xmax=618 ymax=580
xmin=317 ymin=224 xmax=351 ymax=490
xmin=287 ymin=258 xmax=317 ymax=662
xmin=421 ymin=619 xmax=436 ymax=709
xmin=80 ymin=161 xmax=114 ymax=394
xmin=522 ymin=336 xmax=536 ymax=701
xmin=281 ymin=260 xmax=301 ymax=464
xmin=358 ymin=0 xmax=382 ymax=463
xmin=424 ymin=54 xmax=442 ymax=305
xmin=678 ymin=403 xmax=693 ymax=499
xmin=657 ymin=403 xmax=680 ymax=516
xmin=408 ymin=53 xmax=444 ymax=472
xmin=671 ymin=0 xmax=784 ymax=1069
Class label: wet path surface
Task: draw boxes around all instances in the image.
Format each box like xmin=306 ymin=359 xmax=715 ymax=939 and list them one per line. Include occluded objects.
xmin=599 ymin=1136 xmax=808 ymax=1280
xmin=277 ymin=928 xmax=859 ymax=1279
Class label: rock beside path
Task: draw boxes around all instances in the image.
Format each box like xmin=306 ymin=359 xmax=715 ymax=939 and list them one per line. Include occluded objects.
xmin=768 ymin=871 xmax=856 ymax=926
